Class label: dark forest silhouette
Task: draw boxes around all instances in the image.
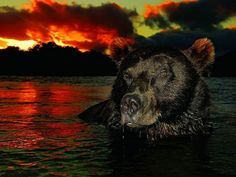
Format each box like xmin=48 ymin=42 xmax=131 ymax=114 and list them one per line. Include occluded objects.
xmin=0 ymin=42 xmax=117 ymax=76
xmin=0 ymin=42 xmax=235 ymax=76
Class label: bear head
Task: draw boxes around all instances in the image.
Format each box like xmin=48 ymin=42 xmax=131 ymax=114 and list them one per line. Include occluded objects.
xmin=109 ymin=37 xmax=215 ymax=128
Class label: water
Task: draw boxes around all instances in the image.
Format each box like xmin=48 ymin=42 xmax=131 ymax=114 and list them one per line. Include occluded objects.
xmin=0 ymin=76 xmax=235 ymax=177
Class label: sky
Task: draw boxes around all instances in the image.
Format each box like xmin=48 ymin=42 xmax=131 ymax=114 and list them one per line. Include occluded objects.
xmin=0 ymin=0 xmax=235 ymax=53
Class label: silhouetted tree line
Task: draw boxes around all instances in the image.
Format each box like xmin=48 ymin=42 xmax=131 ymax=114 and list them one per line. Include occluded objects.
xmin=0 ymin=42 xmax=117 ymax=76
xmin=0 ymin=42 xmax=235 ymax=76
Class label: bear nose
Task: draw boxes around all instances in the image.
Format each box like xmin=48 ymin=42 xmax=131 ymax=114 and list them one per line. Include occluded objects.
xmin=121 ymin=94 xmax=141 ymax=116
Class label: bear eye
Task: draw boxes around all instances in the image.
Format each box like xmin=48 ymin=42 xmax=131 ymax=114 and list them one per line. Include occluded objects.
xmin=150 ymin=77 xmax=156 ymax=86
xmin=123 ymin=72 xmax=132 ymax=84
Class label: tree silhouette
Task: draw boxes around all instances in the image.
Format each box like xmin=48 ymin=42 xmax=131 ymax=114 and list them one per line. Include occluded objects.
xmin=0 ymin=42 xmax=117 ymax=76
xmin=0 ymin=42 xmax=234 ymax=76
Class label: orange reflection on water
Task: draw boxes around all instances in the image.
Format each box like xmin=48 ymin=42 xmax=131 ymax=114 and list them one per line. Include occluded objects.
xmin=0 ymin=82 xmax=38 ymax=117
xmin=0 ymin=80 xmax=110 ymax=150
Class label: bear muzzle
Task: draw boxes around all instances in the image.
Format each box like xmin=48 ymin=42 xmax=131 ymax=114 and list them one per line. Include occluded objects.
xmin=120 ymin=93 xmax=162 ymax=128
xmin=120 ymin=94 xmax=143 ymax=127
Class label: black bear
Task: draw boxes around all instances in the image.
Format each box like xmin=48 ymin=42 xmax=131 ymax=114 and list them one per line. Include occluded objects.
xmin=79 ymin=37 xmax=215 ymax=142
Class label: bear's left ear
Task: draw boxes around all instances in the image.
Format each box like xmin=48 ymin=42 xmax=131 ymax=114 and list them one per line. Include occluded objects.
xmin=109 ymin=37 xmax=135 ymax=65
xmin=182 ymin=38 xmax=215 ymax=74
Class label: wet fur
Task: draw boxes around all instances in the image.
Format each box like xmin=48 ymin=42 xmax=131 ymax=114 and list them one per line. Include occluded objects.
xmin=79 ymin=44 xmax=213 ymax=142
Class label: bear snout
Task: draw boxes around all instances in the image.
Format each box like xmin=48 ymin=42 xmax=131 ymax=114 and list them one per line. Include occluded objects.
xmin=121 ymin=94 xmax=141 ymax=117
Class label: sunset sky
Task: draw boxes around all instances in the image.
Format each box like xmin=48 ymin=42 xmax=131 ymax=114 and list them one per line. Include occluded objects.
xmin=0 ymin=0 xmax=235 ymax=52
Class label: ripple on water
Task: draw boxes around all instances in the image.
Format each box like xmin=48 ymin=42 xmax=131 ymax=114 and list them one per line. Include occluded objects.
xmin=0 ymin=77 xmax=235 ymax=177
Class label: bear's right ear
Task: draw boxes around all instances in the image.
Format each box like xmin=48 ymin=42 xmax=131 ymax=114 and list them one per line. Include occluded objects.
xmin=109 ymin=37 xmax=135 ymax=65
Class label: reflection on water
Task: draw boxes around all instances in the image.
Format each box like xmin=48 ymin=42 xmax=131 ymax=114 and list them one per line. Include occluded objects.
xmin=0 ymin=76 xmax=235 ymax=177
xmin=0 ymin=77 xmax=113 ymax=176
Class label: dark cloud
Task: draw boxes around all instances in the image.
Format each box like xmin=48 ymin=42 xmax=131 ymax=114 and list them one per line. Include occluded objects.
xmin=144 ymin=0 xmax=236 ymax=31
xmin=0 ymin=7 xmax=29 ymax=40
xmin=0 ymin=0 xmax=137 ymax=51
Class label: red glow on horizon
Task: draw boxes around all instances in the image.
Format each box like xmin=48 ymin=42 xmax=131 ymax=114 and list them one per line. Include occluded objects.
xmin=0 ymin=0 xmax=134 ymax=52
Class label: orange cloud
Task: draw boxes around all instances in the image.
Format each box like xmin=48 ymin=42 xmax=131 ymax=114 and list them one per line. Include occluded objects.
xmin=226 ymin=25 xmax=236 ymax=30
xmin=143 ymin=0 xmax=236 ymax=31
xmin=0 ymin=0 xmax=136 ymax=51
xmin=144 ymin=0 xmax=198 ymax=19
xmin=0 ymin=39 xmax=7 ymax=48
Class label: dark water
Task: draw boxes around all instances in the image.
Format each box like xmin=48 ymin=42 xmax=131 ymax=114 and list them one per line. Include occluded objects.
xmin=0 ymin=76 xmax=235 ymax=177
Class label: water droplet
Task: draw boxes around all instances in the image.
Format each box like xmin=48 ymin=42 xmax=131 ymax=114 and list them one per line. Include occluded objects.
xmin=122 ymin=126 xmax=125 ymax=140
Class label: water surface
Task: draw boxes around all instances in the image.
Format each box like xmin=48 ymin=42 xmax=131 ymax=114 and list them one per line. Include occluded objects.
xmin=0 ymin=76 xmax=235 ymax=177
